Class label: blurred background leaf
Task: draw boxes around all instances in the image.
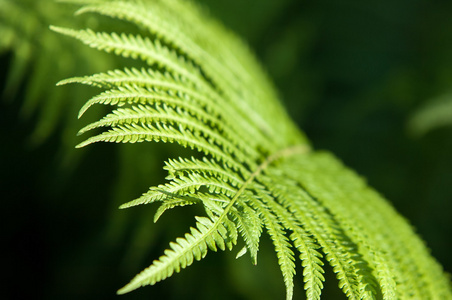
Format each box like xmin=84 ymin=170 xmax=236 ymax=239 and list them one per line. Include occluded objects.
xmin=409 ymin=93 xmax=452 ymax=136
xmin=1 ymin=0 xmax=451 ymax=299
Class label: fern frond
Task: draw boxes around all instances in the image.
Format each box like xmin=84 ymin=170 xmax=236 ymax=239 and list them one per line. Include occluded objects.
xmin=117 ymin=215 xmax=237 ymax=295
xmin=56 ymin=0 xmax=452 ymax=299
xmin=164 ymin=157 xmax=245 ymax=187
xmin=59 ymin=67 xmax=191 ymax=91
xmin=230 ymin=202 xmax=262 ymax=265
xmin=153 ymin=195 xmax=200 ymax=222
xmin=77 ymin=122 xmax=247 ymax=171
xmin=73 ymin=0 xmax=298 ymax=145
xmin=77 ymin=103 xmax=256 ymax=167
xmin=50 ymin=26 xmax=204 ymax=85
xmin=254 ymin=176 xmax=326 ymax=300
xmin=290 ymin=228 xmax=325 ymax=300
xmin=250 ymin=197 xmax=296 ymax=300
xmin=153 ymin=191 xmax=232 ymax=222
xmin=62 ymin=68 xmax=270 ymax=156
xmin=262 ymin=163 xmax=368 ymax=299
xmin=120 ymin=173 xmax=235 ymax=208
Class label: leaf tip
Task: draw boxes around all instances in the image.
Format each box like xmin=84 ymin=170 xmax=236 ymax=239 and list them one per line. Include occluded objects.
xmin=235 ymin=246 xmax=247 ymax=259
xmin=116 ymin=284 xmax=134 ymax=295
xmin=49 ymin=25 xmax=71 ymax=36
xmin=75 ymin=140 xmax=90 ymax=148
xmin=118 ymin=204 xmax=128 ymax=209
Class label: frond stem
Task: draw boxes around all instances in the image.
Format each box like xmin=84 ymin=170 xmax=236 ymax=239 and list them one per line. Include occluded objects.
xmin=222 ymin=144 xmax=311 ymax=218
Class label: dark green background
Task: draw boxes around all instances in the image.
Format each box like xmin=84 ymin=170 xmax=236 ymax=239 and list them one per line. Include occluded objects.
xmin=1 ymin=0 xmax=451 ymax=299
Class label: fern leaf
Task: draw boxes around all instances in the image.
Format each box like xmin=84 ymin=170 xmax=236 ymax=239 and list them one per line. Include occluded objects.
xmin=230 ymin=202 xmax=262 ymax=265
xmin=153 ymin=195 xmax=200 ymax=222
xmin=51 ymin=26 xmax=202 ymax=82
xmin=254 ymin=182 xmax=326 ymax=300
xmin=250 ymin=197 xmax=296 ymax=300
xmin=77 ymin=122 xmax=248 ymax=172
xmin=290 ymin=228 xmax=324 ymax=300
xmin=117 ymin=215 xmax=236 ymax=295
xmin=69 ymin=0 xmax=307 ymax=149
xmin=164 ymin=157 xmax=245 ymax=187
xmin=62 ymin=69 xmax=267 ymax=157
xmin=55 ymin=0 xmax=452 ymax=299
xmin=120 ymin=173 xmax=236 ymax=209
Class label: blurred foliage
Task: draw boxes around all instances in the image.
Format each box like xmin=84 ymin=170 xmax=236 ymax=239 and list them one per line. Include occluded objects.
xmin=409 ymin=93 xmax=452 ymax=136
xmin=1 ymin=0 xmax=451 ymax=299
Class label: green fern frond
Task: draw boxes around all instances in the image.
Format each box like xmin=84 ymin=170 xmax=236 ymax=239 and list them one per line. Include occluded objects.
xmin=164 ymin=157 xmax=245 ymax=187
xmin=230 ymin=201 xmax=262 ymax=265
xmin=54 ymin=0 xmax=452 ymax=299
xmin=153 ymin=195 xmax=200 ymax=222
xmin=117 ymin=214 xmax=237 ymax=295
xmin=290 ymin=227 xmax=325 ymax=300
xmin=50 ymin=26 xmax=203 ymax=84
xmin=250 ymin=196 xmax=297 ymax=300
